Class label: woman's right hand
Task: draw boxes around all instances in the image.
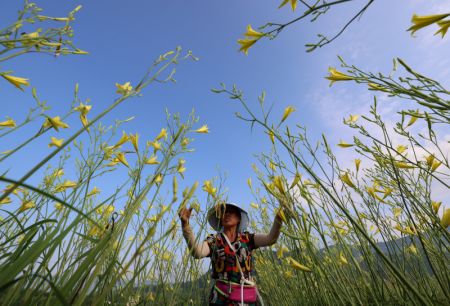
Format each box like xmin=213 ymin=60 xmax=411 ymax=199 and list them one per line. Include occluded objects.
xmin=178 ymin=207 xmax=193 ymax=226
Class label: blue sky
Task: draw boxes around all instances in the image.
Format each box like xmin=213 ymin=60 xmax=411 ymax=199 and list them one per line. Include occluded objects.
xmin=1 ymin=0 xmax=449 ymax=218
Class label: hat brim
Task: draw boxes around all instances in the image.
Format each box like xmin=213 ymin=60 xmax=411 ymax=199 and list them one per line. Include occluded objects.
xmin=207 ymin=202 xmax=249 ymax=232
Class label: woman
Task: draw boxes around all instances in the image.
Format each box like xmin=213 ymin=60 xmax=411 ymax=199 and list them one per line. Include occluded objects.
xmin=179 ymin=202 xmax=283 ymax=306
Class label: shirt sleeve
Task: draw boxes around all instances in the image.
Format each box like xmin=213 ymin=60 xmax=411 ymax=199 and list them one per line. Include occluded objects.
xmin=254 ymin=216 xmax=282 ymax=248
xmin=181 ymin=223 xmax=211 ymax=259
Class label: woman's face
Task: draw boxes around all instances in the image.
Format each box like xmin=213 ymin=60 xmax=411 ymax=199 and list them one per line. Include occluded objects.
xmin=221 ymin=206 xmax=241 ymax=229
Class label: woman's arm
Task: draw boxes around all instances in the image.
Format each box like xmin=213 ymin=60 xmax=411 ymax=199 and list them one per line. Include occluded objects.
xmin=181 ymin=222 xmax=210 ymax=258
xmin=179 ymin=207 xmax=210 ymax=259
xmin=254 ymin=213 xmax=283 ymax=248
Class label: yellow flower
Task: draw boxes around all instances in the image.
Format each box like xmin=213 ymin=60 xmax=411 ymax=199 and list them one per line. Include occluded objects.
xmin=43 ymin=116 xmax=69 ymax=131
xmin=281 ymin=106 xmax=295 ymax=123
xmin=181 ymin=137 xmax=190 ymax=147
xmin=278 ymin=0 xmax=297 ymax=11
xmin=407 ymin=13 xmax=450 ymax=35
xmin=195 ymin=124 xmax=209 ymax=133
xmin=290 ymin=172 xmax=301 ymax=189
xmin=129 ymin=133 xmax=139 ymax=152
xmin=148 ymin=140 xmax=162 ymax=153
xmin=54 ymin=202 xmax=63 ymax=210
xmin=396 ymin=145 xmax=408 ymax=154
xmin=340 ymin=172 xmax=355 ymax=188
xmin=154 ymin=173 xmax=163 ymax=184
xmin=394 ymin=161 xmax=415 ymax=169
xmin=339 ymin=253 xmax=348 ymax=265
xmin=407 ymin=244 xmax=418 ymax=255
xmin=1 ymin=74 xmax=30 ymax=90
xmin=432 ymin=201 xmax=441 ymax=214
xmin=435 ymin=19 xmax=450 ymax=38
xmin=406 ymin=111 xmax=419 ymax=127
xmin=48 ymin=136 xmax=64 ymax=148
xmin=268 ymin=130 xmax=275 ymax=144
xmin=177 ymin=159 xmax=186 ymax=176
xmin=441 ymin=208 xmax=450 ymax=228
xmin=116 ymin=82 xmax=133 ymax=95
xmin=55 ymin=180 xmax=77 ymax=192
xmin=325 ymin=67 xmax=354 ymax=85
xmin=145 ymin=155 xmax=159 ymax=165
xmin=54 ymin=168 xmax=64 ymax=178
xmin=247 ymin=178 xmax=252 ymax=189
xmin=114 ymin=131 xmax=130 ymax=147
xmin=276 ymin=245 xmax=289 ymax=259
xmin=431 ymin=160 xmax=441 ymax=172
xmin=202 ymin=180 xmax=217 ymax=196
xmin=244 ymin=24 xmax=264 ymax=38
xmin=116 ymin=152 xmax=129 ymax=167
xmin=337 ymin=140 xmax=353 ymax=148
xmin=273 ymin=176 xmax=285 ymax=194
xmin=0 ymin=118 xmax=16 ymax=128
xmin=345 ymin=114 xmax=359 ymax=124
xmin=87 ymin=187 xmax=101 ymax=197
xmin=0 ymin=197 xmax=12 ymax=205
xmin=393 ymin=207 xmax=402 ymax=218
xmin=156 ymin=128 xmax=167 ymax=141
xmin=237 ymin=38 xmax=257 ymax=55
xmin=355 ymin=159 xmax=361 ymax=172
xmin=250 ymin=202 xmax=259 ymax=209
xmin=19 ymin=200 xmax=35 ymax=212
xmin=286 ymin=257 xmax=312 ymax=272
xmin=368 ymin=82 xmax=389 ymax=92
xmin=74 ymin=102 xmax=92 ymax=116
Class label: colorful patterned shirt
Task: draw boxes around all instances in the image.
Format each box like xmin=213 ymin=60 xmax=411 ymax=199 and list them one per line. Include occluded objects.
xmin=205 ymin=231 xmax=260 ymax=305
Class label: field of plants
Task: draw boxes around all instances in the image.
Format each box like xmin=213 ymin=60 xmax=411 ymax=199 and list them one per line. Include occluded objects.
xmin=0 ymin=1 xmax=448 ymax=305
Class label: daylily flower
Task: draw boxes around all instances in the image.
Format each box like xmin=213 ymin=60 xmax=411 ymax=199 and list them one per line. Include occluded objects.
xmin=407 ymin=13 xmax=450 ymax=35
xmin=145 ymin=155 xmax=159 ymax=165
xmin=431 ymin=201 xmax=441 ymax=214
xmin=273 ymin=176 xmax=285 ymax=194
xmin=268 ymin=130 xmax=275 ymax=144
xmin=278 ymin=0 xmax=297 ymax=11
xmin=286 ymin=257 xmax=312 ymax=272
xmin=406 ymin=110 xmax=420 ymax=127
xmin=116 ymin=152 xmax=129 ymax=167
xmin=129 ymin=133 xmax=139 ymax=152
xmin=1 ymin=73 xmax=30 ymax=90
xmin=396 ymin=145 xmax=408 ymax=154
xmin=237 ymin=38 xmax=257 ymax=55
xmin=276 ymin=245 xmax=289 ymax=259
xmin=177 ymin=159 xmax=186 ymax=177
xmin=340 ymin=172 xmax=355 ymax=188
xmin=148 ymin=140 xmax=162 ymax=153
xmin=394 ymin=161 xmax=415 ymax=169
xmin=195 ymin=124 xmax=209 ymax=133
xmin=156 ymin=128 xmax=167 ymax=141
xmin=43 ymin=116 xmax=69 ymax=131
xmin=48 ymin=136 xmax=64 ymax=148
xmin=325 ymin=67 xmax=354 ymax=85
xmin=345 ymin=114 xmax=359 ymax=124
xmin=244 ymin=24 xmax=264 ymax=38
xmin=339 ymin=253 xmax=348 ymax=265
xmin=393 ymin=207 xmax=402 ymax=218
xmin=202 ymin=180 xmax=217 ymax=196
xmin=435 ymin=19 xmax=450 ymax=38
xmin=55 ymin=202 xmax=63 ymax=210
xmin=55 ymin=180 xmax=77 ymax=192
xmin=250 ymin=202 xmax=259 ymax=209
xmin=154 ymin=173 xmax=163 ymax=184
xmin=0 ymin=197 xmax=12 ymax=205
xmin=74 ymin=102 xmax=92 ymax=116
xmin=19 ymin=200 xmax=36 ymax=212
xmin=355 ymin=159 xmax=361 ymax=172
xmin=116 ymin=82 xmax=133 ymax=95
xmin=407 ymin=244 xmax=418 ymax=255
xmin=281 ymin=106 xmax=295 ymax=123
xmin=337 ymin=140 xmax=353 ymax=148
xmin=0 ymin=118 xmax=16 ymax=128
xmin=441 ymin=208 xmax=450 ymax=228
xmin=87 ymin=187 xmax=101 ymax=197
xmin=114 ymin=131 xmax=130 ymax=147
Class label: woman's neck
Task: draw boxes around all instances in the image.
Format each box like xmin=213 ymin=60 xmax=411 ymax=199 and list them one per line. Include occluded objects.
xmin=223 ymin=226 xmax=238 ymax=242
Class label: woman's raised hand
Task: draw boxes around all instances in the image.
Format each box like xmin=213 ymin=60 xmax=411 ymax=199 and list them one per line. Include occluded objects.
xmin=178 ymin=206 xmax=193 ymax=226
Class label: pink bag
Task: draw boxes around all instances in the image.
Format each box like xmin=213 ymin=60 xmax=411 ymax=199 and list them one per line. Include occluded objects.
xmin=215 ymin=280 xmax=258 ymax=303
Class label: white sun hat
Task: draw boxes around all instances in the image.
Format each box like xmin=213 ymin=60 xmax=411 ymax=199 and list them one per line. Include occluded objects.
xmin=207 ymin=202 xmax=249 ymax=232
